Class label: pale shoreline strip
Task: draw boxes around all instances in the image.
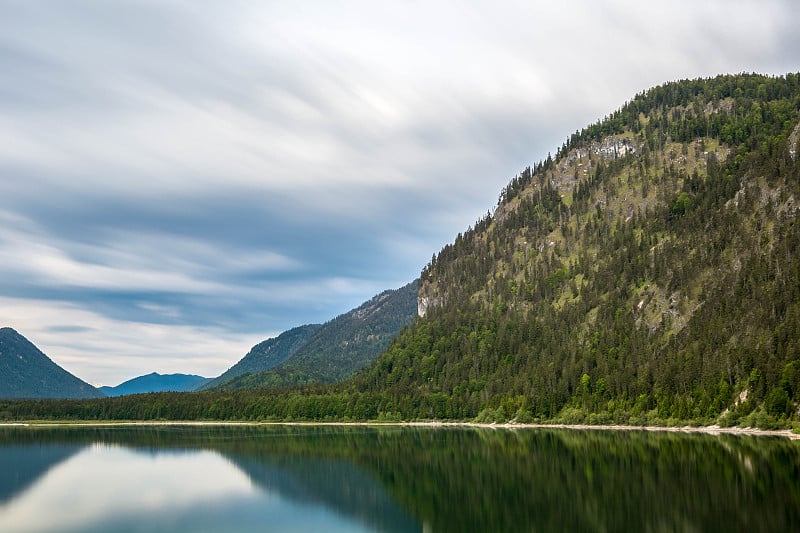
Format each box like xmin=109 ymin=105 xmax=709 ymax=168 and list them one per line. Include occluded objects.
xmin=1 ymin=420 xmax=797 ymax=439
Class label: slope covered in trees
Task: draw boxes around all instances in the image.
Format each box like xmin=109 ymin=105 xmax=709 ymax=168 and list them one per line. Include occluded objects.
xmin=207 ymin=280 xmax=418 ymax=390
xmin=3 ymin=74 xmax=799 ymax=428
xmin=201 ymin=324 xmax=323 ymax=390
xmin=355 ymin=73 xmax=800 ymax=426
xmin=0 ymin=328 xmax=104 ymax=399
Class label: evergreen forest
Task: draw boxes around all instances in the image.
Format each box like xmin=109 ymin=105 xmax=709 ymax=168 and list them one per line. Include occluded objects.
xmin=3 ymin=73 xmax=800 ymax=429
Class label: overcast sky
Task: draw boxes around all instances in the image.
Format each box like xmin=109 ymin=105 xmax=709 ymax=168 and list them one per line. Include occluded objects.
xmin=1 ymin=1 xmax=798 ymax=386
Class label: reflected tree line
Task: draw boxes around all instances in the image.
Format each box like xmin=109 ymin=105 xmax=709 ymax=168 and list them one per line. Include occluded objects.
xmin=1 ymin=426 xmax=798 ymax=532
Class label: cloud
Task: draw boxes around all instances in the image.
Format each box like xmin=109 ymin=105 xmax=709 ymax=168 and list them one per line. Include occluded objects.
xmin=1 ymin=296 xmax=263 ymax=386
xmin=0 ymin=211 xmax=297 ymax=295
xmin=0 ymin=0 xmax=798 ymax=384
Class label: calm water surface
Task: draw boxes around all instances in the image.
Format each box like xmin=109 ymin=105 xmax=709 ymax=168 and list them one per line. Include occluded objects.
xmin=0 ymin=425 xmax=798 ymax=532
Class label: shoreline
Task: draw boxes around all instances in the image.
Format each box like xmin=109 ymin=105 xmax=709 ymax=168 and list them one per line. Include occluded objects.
xmin=1 ymin=420 xmax=797 ymax=439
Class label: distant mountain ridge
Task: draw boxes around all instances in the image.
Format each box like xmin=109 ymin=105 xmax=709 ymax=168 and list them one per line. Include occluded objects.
xmin=200 ymin=325 xmax=323 ymax=390
xmin=100 ymin=372 xmax=212 ymax=396
xmin=0 ymin=327 xmax=104 ymax=399
xmin=208 ymin=280 xmax=418 ymax=390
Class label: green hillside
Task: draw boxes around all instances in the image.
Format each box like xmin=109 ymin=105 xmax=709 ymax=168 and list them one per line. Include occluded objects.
xmin=212 ymin=280 xmax=418 ymax=389
xmin=201 ymin=324 xmax=323 ymax=390
xmin=354 ymin=73 xmax=800 ymax=426
xmin=0 ymin=327 xmax=104 ymax=399
xmin=4 ymin=74 xmax=800 ymax=428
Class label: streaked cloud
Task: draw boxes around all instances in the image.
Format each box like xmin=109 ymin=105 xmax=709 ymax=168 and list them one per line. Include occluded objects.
xmin=2 ymin=296 xmax=263 ymax=385
xmin=0 ymin=0 xmax=798 ymax=385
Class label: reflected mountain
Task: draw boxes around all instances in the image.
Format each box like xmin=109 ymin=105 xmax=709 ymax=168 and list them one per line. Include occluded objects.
xmin=0 ymin=426 xmax=420 ymax=533
xmin=0 ymin=425 xmax=798 ymax=533
xmin=225 ymin=455 xmax=419 ymax=533
xmin=0 ymin=443 xmax=84 ymax=504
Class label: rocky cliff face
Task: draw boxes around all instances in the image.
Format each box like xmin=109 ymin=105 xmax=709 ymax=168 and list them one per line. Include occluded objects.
xmin=789 ymin=120 xmax=800 ymax=160
xmin=419 ymin=134 xmax=643 ymax=318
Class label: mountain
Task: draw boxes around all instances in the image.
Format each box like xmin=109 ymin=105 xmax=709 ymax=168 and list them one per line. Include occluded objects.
xmin=209 ymin=280 xmax=418 ymax=390
xmin=100 ymin=372 xmax=212 ymax=396
xmin=0 ymin=327 xmax=105 ymax=399
xmin=201 ymin=324 xmax=323 ymax=390
xmin=354 ymin=73 xmax=800 ymax=425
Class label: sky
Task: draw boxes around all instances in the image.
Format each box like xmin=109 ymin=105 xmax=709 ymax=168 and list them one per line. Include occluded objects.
xmin=1 ymin=1 xmax=798 ymax=386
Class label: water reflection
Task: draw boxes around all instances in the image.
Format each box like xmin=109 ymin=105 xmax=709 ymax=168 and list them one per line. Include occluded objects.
xmin=0 ymin=427 xmax=417 ymax=533
xmin=0 ymin=446 xmax=261 ymax=533
xmin=0 ymin=444 xmax=82 ymax=505
xmin=227 ymin=455 xmax=420 ymax=533
xmin=0 ymin=425 xmax=798 ymax=533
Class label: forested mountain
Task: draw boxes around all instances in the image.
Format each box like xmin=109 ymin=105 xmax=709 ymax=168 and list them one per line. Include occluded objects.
xmin=5 ymin=74 xmax=800 ymax=428
xmin=210 ymin=281 xmax=418 ymax=389
xmin=201 ymin=324 xmax=323 ymax=390
xmin=354 ymin=73 xmax=800 ymax=425
xmin=0 ymin=328 xmax=104 ymax=399
xmin=100 ymin=372 xmax=212 ymax=396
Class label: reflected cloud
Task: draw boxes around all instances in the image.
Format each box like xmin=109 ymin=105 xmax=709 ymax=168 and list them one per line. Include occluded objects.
xmin=1 ymin=425 xmax=799 ymax=532
xmin=0 ymin=446 xmax=257 ymax=532
xmin=0 ymin=430 xmax=418 ymax=533
xmin=0 ymin=444 xmax=83 ymax=504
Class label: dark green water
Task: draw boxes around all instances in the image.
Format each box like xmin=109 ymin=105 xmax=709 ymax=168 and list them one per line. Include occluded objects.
xmin=0 ymin=425 xmax=797 ymax=532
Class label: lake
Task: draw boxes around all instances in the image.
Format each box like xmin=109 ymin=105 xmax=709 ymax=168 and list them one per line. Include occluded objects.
xmin=0 ymin=425 xmax=798 ymax=532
